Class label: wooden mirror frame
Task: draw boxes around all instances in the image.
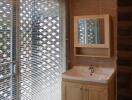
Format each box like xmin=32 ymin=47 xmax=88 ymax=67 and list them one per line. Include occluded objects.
xmin=74 ymin=14 xmax=110 ymax=48
xmin=74 ymin=14 xmax=111 ymax=58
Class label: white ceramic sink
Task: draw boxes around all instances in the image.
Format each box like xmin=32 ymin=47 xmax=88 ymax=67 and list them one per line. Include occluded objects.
xmin=62 ymin=66 xmax=115 ymax=84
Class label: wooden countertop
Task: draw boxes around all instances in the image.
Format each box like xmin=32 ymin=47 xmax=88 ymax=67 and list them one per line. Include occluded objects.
xmin=62 ymin=66 xmax=115 ymax=84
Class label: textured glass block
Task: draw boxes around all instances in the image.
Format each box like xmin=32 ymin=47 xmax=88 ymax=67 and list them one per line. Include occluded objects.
xmin=0 ymin=77 xmax=12 ymax=100
xmin=0 ymin=0 xmax=16 ymax=100
xmin=0 ymin=63 xmax=17 ymax=100
xmin=19 ymin=0 xmax=61 ymax=100
xmin=0 ymin=0 xmax=12 ymax=63
xmin=19 ymin=0 xmax=33 ymax=99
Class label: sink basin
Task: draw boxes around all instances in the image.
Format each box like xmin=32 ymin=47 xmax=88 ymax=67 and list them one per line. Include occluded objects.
xmin=62 ymin=66 xmax=115 ymax=84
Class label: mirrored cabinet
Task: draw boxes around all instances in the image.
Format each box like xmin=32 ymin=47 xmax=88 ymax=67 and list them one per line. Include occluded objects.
xmin=74 ymin=15 xmax=111 ymax=57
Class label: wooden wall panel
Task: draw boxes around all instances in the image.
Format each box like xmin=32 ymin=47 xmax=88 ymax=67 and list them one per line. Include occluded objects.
xmin=68 ymin=0 xmax=117 ymax=68
xmin=117 ymin=0 xmax=132 ymax=99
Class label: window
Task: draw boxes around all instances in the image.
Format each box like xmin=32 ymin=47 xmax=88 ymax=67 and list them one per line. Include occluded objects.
xmin=0 ymin=0 xmax=65 ymax=100
xmin=0 ymin=0 xmax=17 ymax=99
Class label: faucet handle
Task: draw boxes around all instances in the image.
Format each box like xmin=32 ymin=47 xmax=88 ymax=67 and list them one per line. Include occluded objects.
xmin=89 ymin=65 xmax=93 ymax=69
xmin=89 ymin=65 xmax=94 ymax=75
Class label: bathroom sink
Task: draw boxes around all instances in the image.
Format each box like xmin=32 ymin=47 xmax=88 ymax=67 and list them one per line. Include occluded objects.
xmin=62 ymin=66 xmax=115 ymax=84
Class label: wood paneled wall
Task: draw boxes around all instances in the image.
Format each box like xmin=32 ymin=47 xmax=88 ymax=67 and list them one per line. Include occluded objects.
xmin=117 ymin=0 xmax=132 ymax=99
xmin=67 ymin=0 xmax=117 ymax=68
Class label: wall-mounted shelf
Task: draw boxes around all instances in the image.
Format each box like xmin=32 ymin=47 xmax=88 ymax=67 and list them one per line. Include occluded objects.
xmin=75 ymin=47 xmax=111 ymax=58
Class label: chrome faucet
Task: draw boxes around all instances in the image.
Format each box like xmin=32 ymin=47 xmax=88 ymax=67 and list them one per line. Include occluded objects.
xmin=89 ymin=65 xmax=94 ymax=75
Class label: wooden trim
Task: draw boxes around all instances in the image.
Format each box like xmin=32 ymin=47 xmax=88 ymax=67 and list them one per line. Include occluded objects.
xmin=73 ymin=14 xmax=111 ymax=58
xmin=15 ymin=0 xmax=21 ymax=99
xmin=74 ymin=14 xmax=110 ymax=48
xmin=74 ymin=44 xmax=109 ymax=48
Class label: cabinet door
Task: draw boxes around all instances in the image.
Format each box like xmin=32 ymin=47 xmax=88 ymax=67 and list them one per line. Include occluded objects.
xmin=62 ymin=82 xmax=84 ymax=100
xmin=84 ymin=88 xmax=89 ymax=100
xmin=89 ymin=86 xmax=108 ymax=100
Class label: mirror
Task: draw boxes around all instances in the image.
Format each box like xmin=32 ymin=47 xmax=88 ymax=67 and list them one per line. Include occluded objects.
xmin=78 ymin=18 xmax=104 ymax=44
xmin=74 ymin=15 xmax=110 ymax=47
xmin=74 ymin=15 xmax=111 ymax=57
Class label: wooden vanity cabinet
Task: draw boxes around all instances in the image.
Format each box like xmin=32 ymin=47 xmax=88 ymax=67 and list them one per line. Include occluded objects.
xmin=62 ymin=80 xmax=113 ymax=100
xmin=62 ymin=82 xmax=83 ymax=100
xmin=62 ymin=67 xmax=115 ymax=100
xmin=88 ymin=85 xmax=107 ymax=100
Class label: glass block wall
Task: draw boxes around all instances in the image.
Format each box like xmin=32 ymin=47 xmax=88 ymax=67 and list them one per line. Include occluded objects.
xmin=0 ymin=0 xmax=17 ymax=100
xmin=0 ymin=0 xmax=64 ymax=100
xmin=19 ymin=0 xmax=63 ymax=100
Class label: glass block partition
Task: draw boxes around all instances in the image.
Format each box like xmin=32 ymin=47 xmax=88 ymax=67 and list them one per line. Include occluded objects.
xmin=0 ymin=0 xmax=64 ymax=100
xmin=0 ymin=0 xmax=17 ymax=100
xmin=19 ymin=0 xmax=62 ymax=100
